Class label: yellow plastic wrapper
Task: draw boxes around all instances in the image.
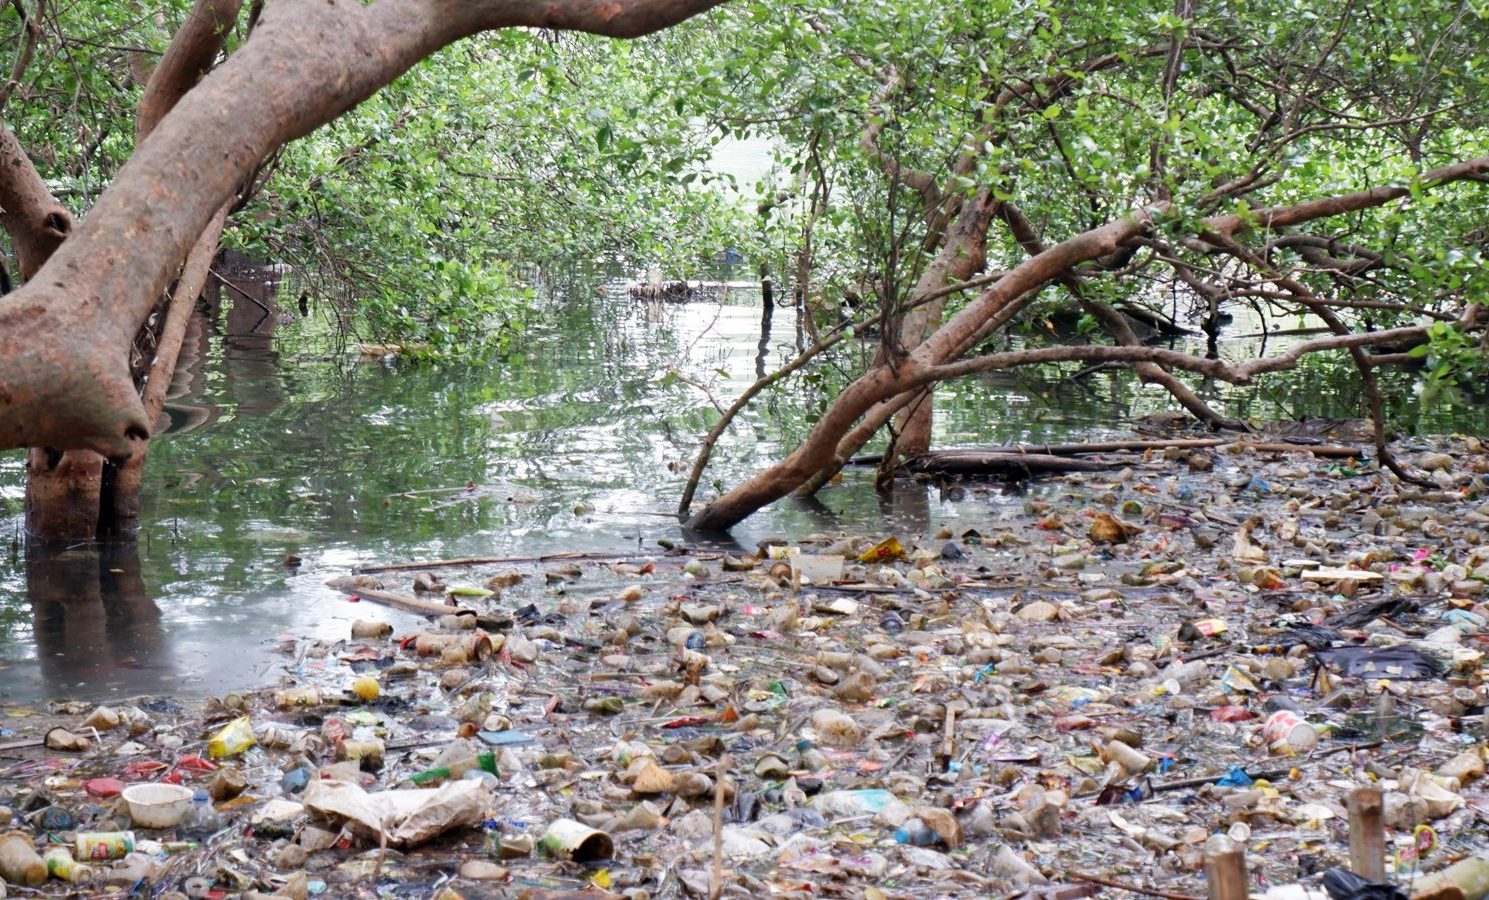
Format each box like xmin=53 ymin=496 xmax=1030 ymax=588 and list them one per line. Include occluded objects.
xmin=858 ymin=536 xmax=905 ymax=563
xmin=207 ymin=716 xmax=255 ymax=758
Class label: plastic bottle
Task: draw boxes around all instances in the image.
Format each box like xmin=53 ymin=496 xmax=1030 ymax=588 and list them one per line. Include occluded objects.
xmin=409 ymin=750 xmax=499 ymax=785
xmin=179 ymin=791 xmax=224 ymax=843
xmin=43 ymin=847 xmax=95 ymax=884
xmin=893 ymin=818 xmax=941 ymax=846
xmin=74 ymin=831 xmax=134 ymax=861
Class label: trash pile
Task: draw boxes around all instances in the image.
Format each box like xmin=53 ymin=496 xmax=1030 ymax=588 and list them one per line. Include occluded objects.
xmin=3 ymin=434 xmax=1489 ymax=898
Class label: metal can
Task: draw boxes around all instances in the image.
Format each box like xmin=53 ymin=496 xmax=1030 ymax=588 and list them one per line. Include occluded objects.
xmin=75 ymin=831 xmax=135 ymax=861
xmin=1262 ymin=710 xmax=1318 ymax=753
xmin=337 ymin=738 xmax=385 ymax=770
xmin=273 ymin=687 xmax=323 ymax=708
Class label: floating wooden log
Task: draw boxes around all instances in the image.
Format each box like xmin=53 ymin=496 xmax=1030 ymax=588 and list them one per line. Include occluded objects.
xmin=857 ymin=437 xmax=1367 ymax=475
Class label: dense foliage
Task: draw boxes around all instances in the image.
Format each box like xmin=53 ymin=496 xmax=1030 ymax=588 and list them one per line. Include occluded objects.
xmin=1 ymin=0 xmax=1485 ymax=382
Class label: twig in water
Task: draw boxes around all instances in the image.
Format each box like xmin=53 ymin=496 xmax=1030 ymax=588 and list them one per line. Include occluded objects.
xmin=1068 ymin=872 xmax=1204 ymax=900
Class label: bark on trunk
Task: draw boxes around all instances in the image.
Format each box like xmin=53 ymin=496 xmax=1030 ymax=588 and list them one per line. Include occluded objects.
xmin=104 ymin=207 xmax=230 ymax=536
xmin=0 ymin=0 xmax=727 ymax=458
xmin=25 ymin=449 xmax=103 ymax=542
xmin=136 ymin=0 xmax=242 ymax=143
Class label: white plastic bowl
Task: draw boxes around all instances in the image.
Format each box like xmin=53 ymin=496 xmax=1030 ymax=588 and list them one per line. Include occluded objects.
xmin=122 ymin=783 xmax=195 ymax=829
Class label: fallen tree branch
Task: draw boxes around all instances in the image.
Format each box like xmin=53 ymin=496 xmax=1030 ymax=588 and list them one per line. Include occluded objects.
xmin=853 ymin=437 xmax=1367 ymax=466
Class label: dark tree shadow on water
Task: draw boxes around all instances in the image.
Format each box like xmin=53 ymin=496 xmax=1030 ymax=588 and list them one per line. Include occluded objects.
xmin=26 ymin=544 xmax=175 ymax=699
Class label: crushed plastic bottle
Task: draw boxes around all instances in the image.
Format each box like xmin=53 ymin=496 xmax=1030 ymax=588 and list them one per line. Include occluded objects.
xmin=178 ymin=791 xmax=224 ymax=844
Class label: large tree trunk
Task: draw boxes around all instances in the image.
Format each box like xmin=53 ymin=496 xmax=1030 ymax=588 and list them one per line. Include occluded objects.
xmin=20 ymin=0 xmax=241 ymax=544
xmin=0 ymin=0 xmax=726 ymax=459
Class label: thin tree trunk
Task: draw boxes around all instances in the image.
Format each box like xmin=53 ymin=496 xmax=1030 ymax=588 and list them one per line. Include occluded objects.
xmin=877 ymin=191 xmax=999 ymax=482
xmin=104 ymin=206 xmax=230 ymax=536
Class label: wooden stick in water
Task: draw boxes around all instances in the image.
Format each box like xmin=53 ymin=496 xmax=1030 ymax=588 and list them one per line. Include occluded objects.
xmin=325 ymin=577 xmax=475 ymax=618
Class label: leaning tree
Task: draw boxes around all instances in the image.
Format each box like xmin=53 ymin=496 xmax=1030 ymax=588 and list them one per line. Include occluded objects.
xmin=679 ymin=0 xmax=1489 ymax=531
xmin=0 ymin=0 xmax=725 ymax=543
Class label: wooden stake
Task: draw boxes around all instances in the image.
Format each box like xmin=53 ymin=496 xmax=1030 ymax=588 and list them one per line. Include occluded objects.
xmin=1347 ymin=785 xmax=1386 ymax=882
xmin=709 ymin=752 xmax=729 ymax=900
xmin=939 ymin=702 xmax=961 ymax=769
xmin=1202 ymin=835 xmax=1248 ymax=900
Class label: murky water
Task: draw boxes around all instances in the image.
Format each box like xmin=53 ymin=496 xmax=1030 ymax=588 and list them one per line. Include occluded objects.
xmin=0 ymin=269 xmax=1481 ymax=702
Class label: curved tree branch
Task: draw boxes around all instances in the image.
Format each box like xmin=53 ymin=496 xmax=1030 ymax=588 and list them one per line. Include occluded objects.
xmin=137 ymin=0 xmax=241 ymax=142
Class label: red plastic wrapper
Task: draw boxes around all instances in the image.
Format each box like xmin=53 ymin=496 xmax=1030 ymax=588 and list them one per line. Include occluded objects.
xmin=84 ymin=777 xmax=126 ymax=798
xmin=1209 ymin=705 xmax=1258 ymax=722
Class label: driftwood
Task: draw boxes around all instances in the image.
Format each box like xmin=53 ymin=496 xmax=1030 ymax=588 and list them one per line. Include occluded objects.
xmin=855 ymin=436 xmax=1367 ymax=477
xmin=864 ymin=436 xmax=1369 ymax=461
xmin=355 ymin=551 xmax=648 ymax=575
xmin=1067 ymin=873 xmax=1202 ymax=900
xmin=325 ymin=577 xmax=475 ymax=618
xmin=905 ymin=451 xmax=1114 ymax=476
